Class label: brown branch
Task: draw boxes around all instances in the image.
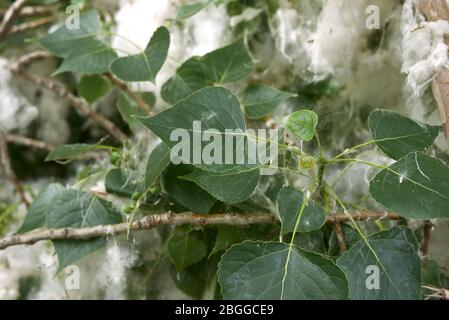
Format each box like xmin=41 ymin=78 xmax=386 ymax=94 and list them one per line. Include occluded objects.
xmin=0 ymin=210 xmax=401 ymax=251
xmin=5 ymin=133 xmax=55 ymax=151
xmin=420 ymin=220 xmax=432 ymax=256
xmin=104 ymin=73 xmax=153 ymax=115
xmin=334 ymin=222 xmax=347 ymax=253
xmin=0 ymin=131 xmax=30 ymax=208
xmin=8 ymin=16 xmax=52 ymax=36
xmin=0 ymin=5 xmax=54 ymax=18
xmin=418 ymin=0 xmax=449 ymax=145
xmin=9 ymin=53 xmax=127 ymax=143
xmin=0 ymin=0 xmax=27 ymax=40
xmin=326 ymin=211 xmax=400 ymax=223
xmin=10 ymin=50 xmax=52 ymax=68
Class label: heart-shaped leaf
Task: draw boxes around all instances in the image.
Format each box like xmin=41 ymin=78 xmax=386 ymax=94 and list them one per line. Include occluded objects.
xmin=336 ymin=226 xmax=421 ymax=300
xmin=111 ymin=26 xmax=170 ymax=83
xmin=368 ymin=110 xmax=440 ymax=160
xmin=202 ymin=39 xmax=254 ymax=84
xmin=286 ymin=110 xmax=318 ymax=141
xmin=18 ymin=183 xmax=65 ymax=233
xmin=39 ymin=11 xmax=101 ymax=57
xmin=369 ymin=152 xmax=449 ymax=219
xmin=46 ymin=190 xmax=122 ymax=271
xmin=218 ymin=240 xmax=348 ymax=299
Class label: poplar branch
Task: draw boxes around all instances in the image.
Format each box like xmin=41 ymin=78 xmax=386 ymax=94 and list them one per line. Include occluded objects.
xmin=8 ymin=16 xmax=52 ymax=36
xmin=420 ymin=220 xmax=433 ymax=256
xmin=9 ymin=52 xmax=127 ymax=143
xmin=5 ymin=133 xmax=55 ymax=151
xmin=333 ymin=222 xmax=347 ymax=253
xmin=0 ymin=5 xmax=54 ymax=18
xmin=0 ymin=211 xmax=401 ymax=250
xmin=0 ymin=0 xmax=27 ymax=40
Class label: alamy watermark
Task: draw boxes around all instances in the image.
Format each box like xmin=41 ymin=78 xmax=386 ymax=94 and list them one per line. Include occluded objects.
xmin=65 ymin=5 xmax=80 ymax=30
xmin=65 ymin=265 xmax=80 ymax=290
xmin=169 ymin=121 xmax=279 ymax=175
xmin=365 ymin=265 xmax=380 ymax=290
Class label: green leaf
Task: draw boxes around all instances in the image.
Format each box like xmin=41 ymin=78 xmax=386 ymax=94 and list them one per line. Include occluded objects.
xmin=111 ymin=26 xmax=170 ymax=82
xmin=18 ymin=183 xmax=65 ymax=233
xmin=105 ymin=169 xmax=141 ymax=198
xmin=46 ymin=190 xmax=122 ymax=271
xmin=368 ymin=110 xmax=440 ymax=160
xmin=286 ymin=110 xmax=319 ymax=141
xmin=77 ymin=74 xmax=110 ymax=103
xmin=336 ymin=226 xmax=421 ymax=300
xmin=177 ymin=1 xmax=209 ymax=20
xmin=218 ymin=240 xmax=348 ymax=299
xmin=276 ymin=186 xmax=326 ymax=234
xmin=202 ymin=39 xmax=253 ymax=84
xmin=140 ymin=87 xmax=245 ymax=147
xmin=170 ymin=263 xmax=207 ymax=299
xmin=168 ymin=227 xmax=207 ymax=272
xmin=54 ymin=37 xmax=117 ymax=75
xmin=144 ymin=142 xmax=171 ymax=190
xmin=170 ymin=255 xmax=219 ymax=299
xmin=138 ymin=86 xmax=256 ymax=172
xmin=39 ymin=11 xmax=101 ymax=57
xmin=45 ymin=143 xmax=111 ymax=162
xmin=369 ymin=152 xmax=449 ymax=219
xmin=39 ymin=11 xmax=118 ymax=74
xmin=293 ymin=230 xmax=326 ymax=253
xmin=160 ymin=40 xmax=253 ymax=104
xmin=139 ymin=85 xmax=263 ymax=202
xmin=210 ymin=226 xmax=245 ymax=257
xmin=117 ymin=94 xmax=149 ymax=132
xmin=244 ymin=84 xmax=291 ymax=119
xmin=161 ymin=164 xmax=216 ymax=213
xmin=160 ymin=57 xmax=208 ymax=104
xmin=182 ymin=167 xmax=260 ymax=203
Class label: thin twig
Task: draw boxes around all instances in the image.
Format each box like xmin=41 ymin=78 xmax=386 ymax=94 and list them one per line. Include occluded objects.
xmin=105 ymin=72 xmax=153 ymax=115
xmin=8 ymin=16 xmax=52 ymax=36
xmin=5 ymin=133 xmax=54 ymax=151
xmin=326 ymin=211 xmax=400 ymax=223
xmin=0 ymin=0 xmax=27 ymax=40
xmin=334 ymin=221 xmax=347 ymax=253
xmin=9 ymin=53 xmax=127 ymax=143
xmin=0 ymin=5 xmax=54 ymax=18
xmin=421 ymin=220 xmax=432 ymax=257
xmin=0 ymin=210 xmax=401 ymax=250
xmin=0 ymin=131 xmax=29 ymax=208
xmin=9 ymin=50 xmax=52 ymax=68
